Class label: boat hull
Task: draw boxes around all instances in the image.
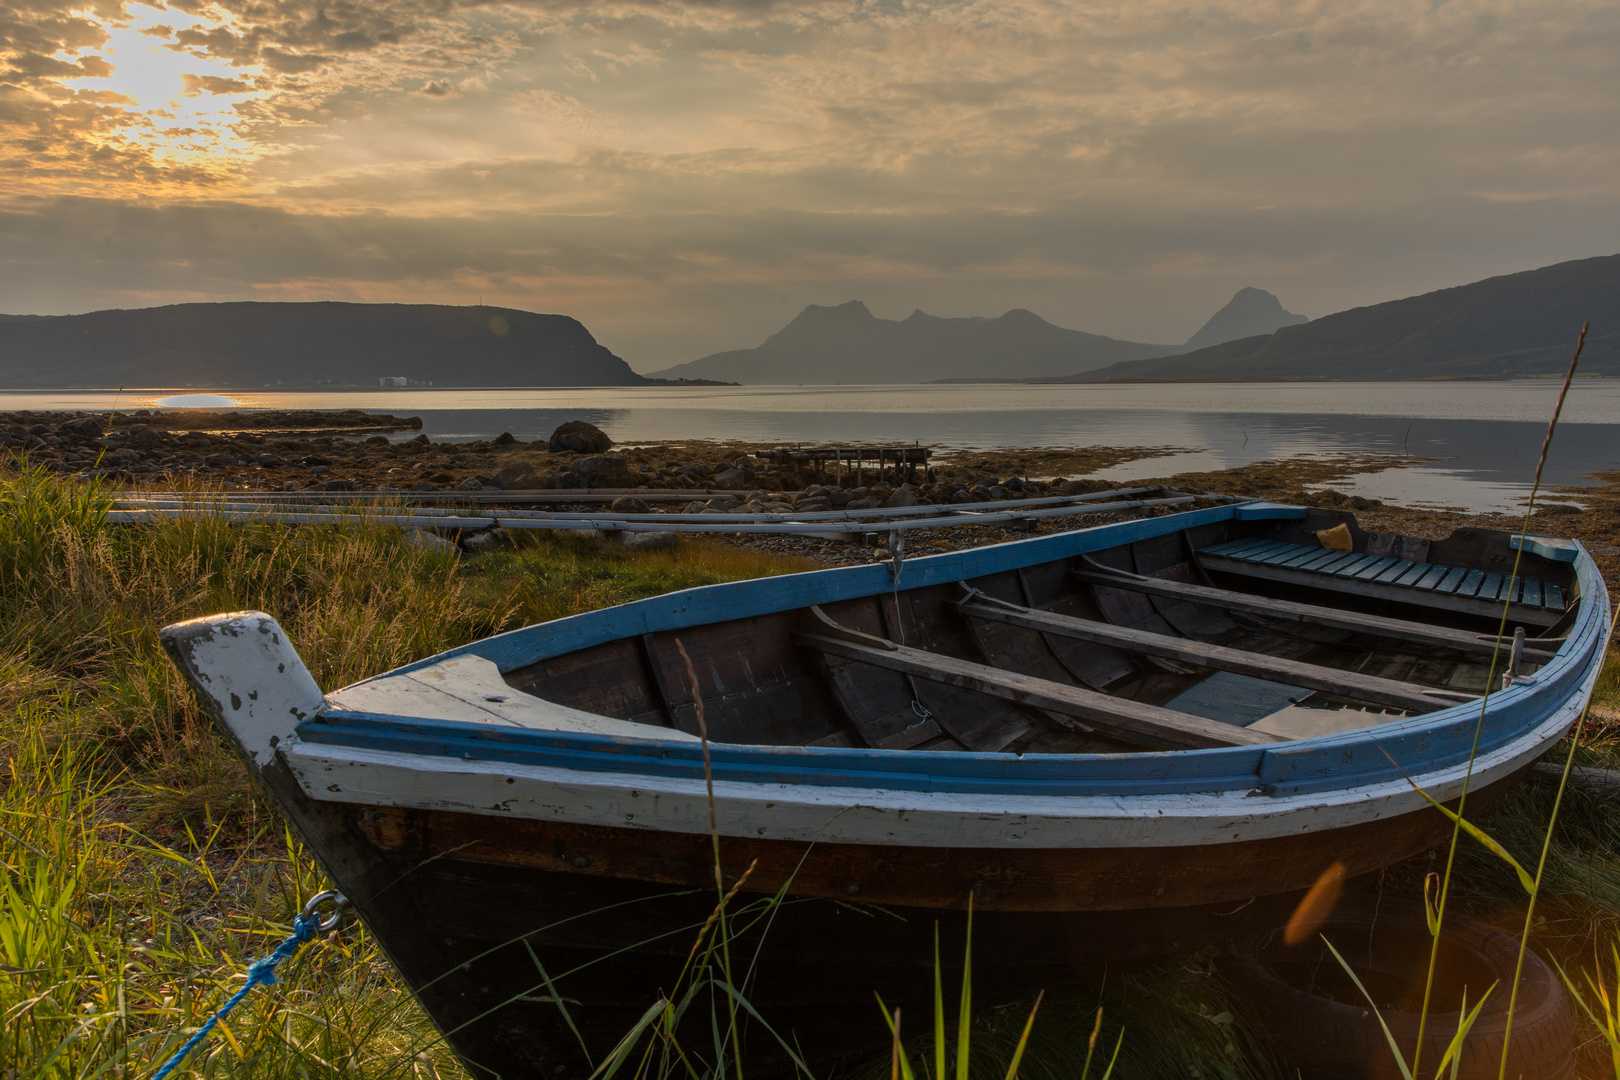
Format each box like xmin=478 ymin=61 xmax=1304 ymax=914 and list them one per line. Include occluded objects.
xmin=261 ymin=749 xmax=1531 ymax=1077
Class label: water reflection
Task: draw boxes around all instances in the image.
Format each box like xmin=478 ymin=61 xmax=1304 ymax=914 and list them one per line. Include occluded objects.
xmin=155 ymin=393 xmax=239 ymax=408
xmin=2 ymin=384 xmax=1616 ymax=513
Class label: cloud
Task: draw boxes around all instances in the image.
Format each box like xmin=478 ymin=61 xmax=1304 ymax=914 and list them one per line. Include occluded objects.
xmin=0 ymin=0 xmax=1616 ymax=365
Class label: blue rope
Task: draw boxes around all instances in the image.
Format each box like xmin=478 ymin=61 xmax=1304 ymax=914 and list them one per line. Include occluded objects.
xmin=150 ymin=913 xmax=319 ymax=1080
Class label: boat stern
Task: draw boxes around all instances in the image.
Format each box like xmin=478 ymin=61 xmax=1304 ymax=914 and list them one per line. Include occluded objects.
xmin=160 ymin=611 xmax=324 ymax=772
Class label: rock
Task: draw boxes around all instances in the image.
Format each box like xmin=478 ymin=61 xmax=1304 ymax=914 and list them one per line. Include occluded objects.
xmin=457 ymin=477 xmax=484 ymax=491
xmin=320 ymin=479 xmax=359 ymax=491
xmin=611 ymin=496 xmax=651 ymax=514
xmin=491 ymin=460 xmax=540 ymax=489
xmin=462 ymin=527 xmax=511 ymax=552
xmin=572 ymin=455 xmax=630 ymax=485
xmin=408 ymin=434 xmax=431 ymax=445
xmin=283 ymin=480 xmax=302 ymax=492
xmin=988 ymin=486 xmax=1010 ymax=500
xmin=57 ymin=417 xmax=102 ymax=439
xmin=204 ymin=453 xmax=235 ymax=467
xmin=492 ymin=432 xmax=519 ymax=446
xmin=682 ymin=501 xmax=708 ymax=513
xmin=949 ymin=489 xmax=972 ymax=504
xmin=301 ymin=455 xmax=331 ymax=467
xmin=827 ymin=489 xmax=854 ymax=508
xmin=711 ymin=468 xmax=748 ymax=489
xmin=364 ymin=435 xmax=390 ymax=445
xmin=845 ymin=497 xmax=882 ymax=510
xmin=407 ymin=528 xmax=459 ymax=555
xmin=309 ymin=465 xmax=330 ymax=476
xmin=620 ymin=531 xmax=678 ymax=551
xmin=884 ymin=484 xmax=919 ymax=508
xmin=548 ymin=421 xmax=613 ymax=454
xmin=255 ymin=453 xmax=283 ymax=467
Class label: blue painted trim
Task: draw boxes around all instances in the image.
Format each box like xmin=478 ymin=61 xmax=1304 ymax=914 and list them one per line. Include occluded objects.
xmin=1512 ymin=534 xmax=1580 ymax=564
xmin=297 ymin=712 xmax=1269 ymax=796
xmin=300 ymin=508 xmax=1610 ymax=801
xmin=1235 ymin=502 xmax=1310 ymax=521
xmin=384 ymin=504 xmax=1249 ymax=678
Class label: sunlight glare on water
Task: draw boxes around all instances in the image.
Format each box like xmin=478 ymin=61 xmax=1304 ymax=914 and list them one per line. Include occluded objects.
xmin=155 ymin=393 xmax=239 ymax=408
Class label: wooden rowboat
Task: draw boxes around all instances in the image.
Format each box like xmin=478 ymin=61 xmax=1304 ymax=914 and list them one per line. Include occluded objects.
xmin=162 ymin=502 xmax=1610 ymax=1076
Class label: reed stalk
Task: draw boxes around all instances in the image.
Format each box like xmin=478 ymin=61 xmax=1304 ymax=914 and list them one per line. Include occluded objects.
xmin=1401 ymin=322 xmax=1589 ymax=1078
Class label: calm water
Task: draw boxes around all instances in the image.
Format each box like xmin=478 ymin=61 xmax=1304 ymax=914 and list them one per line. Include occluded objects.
xmin=6 ymin=382 xmax=1618 ymax=513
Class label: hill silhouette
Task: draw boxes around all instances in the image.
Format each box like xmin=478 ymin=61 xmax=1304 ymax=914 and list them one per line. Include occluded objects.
xmin=1070 ymin=255 xmax=1620 ymax=382
xmin=645 ymin=301 xmax=1173 ymax=383
xmin=1182 ymin=288 xmax=1307 ymax=351
xmin=0 ymin=302 xmax=651 ymax=387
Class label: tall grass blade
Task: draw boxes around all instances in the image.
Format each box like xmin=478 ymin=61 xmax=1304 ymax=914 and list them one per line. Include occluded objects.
xmin=1000 ymin=990 xmax=1043 ymax=1080
xmin=1434 ymin=985 xmax=1495 ymax=1080
xmin=1412 ymin=320 xmax=1587 ymax=1079
xmin=955 ymin=897 xmax=973 ymax=1080
xmin=876 ymin=997 xmax=917 ymax=1080
xmin=588 ymin=998 xmax=667 ymax=1080
xmin=934 ymin=923 xmax=946 ymax=1080
xmin=1321 ymin=936 xmax=1416 ymax=1080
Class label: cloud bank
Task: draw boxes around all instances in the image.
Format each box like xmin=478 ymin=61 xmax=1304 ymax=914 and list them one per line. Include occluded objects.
xmin=2 ymin=0 xmax=1617 ymax=368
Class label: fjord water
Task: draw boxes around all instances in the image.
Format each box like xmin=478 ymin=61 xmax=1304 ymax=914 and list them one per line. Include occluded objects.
xmin=7 ymin=381 xmax=1619 ymax=512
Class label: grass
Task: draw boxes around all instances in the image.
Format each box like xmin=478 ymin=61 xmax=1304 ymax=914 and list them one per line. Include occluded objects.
xmin=7 ymin=459 xmax=1620 ymax=1080
xmin=0 ymin=464 xmax=817 ymax=1079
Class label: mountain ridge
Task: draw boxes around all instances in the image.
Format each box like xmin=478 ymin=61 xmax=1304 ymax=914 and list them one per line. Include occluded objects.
xmin=647 ymin=301 xmax=1174 ymax=383
xmin=0 ymin=301 xmax=652 ymax=387
xmin=1068 ymin=254 xmax=1620 ymax=382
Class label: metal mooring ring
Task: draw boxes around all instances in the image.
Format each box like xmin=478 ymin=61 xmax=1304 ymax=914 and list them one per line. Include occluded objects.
xmin=302 ymin=890 xmax=350 ymax=933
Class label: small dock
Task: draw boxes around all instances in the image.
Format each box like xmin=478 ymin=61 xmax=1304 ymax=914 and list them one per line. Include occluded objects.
xmin=756 ymin=445 xmax=933 ymax=486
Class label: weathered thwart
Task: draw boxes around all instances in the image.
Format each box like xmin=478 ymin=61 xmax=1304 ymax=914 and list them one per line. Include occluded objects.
xmin=161 ymin=501 xmax=1609 ymax=1077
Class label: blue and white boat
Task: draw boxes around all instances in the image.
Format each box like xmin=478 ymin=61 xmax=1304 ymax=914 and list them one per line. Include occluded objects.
xmin=162 ymin=501 xmax=1609 ymax=1077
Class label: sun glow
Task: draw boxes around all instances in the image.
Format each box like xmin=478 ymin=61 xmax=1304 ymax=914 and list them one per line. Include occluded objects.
xmin=61 ymin=4 xmax=262 ymax=178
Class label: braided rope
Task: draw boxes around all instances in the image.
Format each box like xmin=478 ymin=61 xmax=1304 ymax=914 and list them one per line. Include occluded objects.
xmin=150 ymin=913 xmax=319 ymax=1080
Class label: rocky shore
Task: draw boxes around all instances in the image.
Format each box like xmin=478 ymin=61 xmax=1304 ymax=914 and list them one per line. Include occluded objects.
xmin=0 ymin=411 xmax=1124 ymax=508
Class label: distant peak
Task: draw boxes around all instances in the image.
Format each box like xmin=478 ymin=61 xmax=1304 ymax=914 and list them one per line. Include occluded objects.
xmin=1182 ymin=287 xmax=1307 ymax=352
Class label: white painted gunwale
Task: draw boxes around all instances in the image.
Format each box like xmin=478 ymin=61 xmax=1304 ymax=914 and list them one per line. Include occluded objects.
xmin=280 ymin=650 xmax=1593 ymax=850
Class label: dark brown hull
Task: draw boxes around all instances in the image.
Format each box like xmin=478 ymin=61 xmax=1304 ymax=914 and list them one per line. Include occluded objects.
xmin=264 ymin=755 xmax=1525 ymax=1077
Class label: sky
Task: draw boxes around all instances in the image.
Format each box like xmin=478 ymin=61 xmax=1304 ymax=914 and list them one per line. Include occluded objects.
xmin=1 ymin=0 xmax=1617 ymax=372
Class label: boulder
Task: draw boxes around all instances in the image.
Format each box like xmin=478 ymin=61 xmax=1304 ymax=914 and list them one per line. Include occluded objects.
xmin=407 ymin=528 xmax=460 ymax=555
xmin=364 ymin=435 xmax=390 ymax=445
xmin=462 ymin=527 xmax=511 ymax=552
xmin=572 ymin=455 xmax=631 ymax=485
xmin=407 ymin=434 xmax=430 ymax=445
xmin=57 ymin=417 xmax=103 ymax=439
xmin=492 ymin=432 xmax=519 ymax=446
xmin=457 ymin=477 xmax=484 ymax=491
xmin=611 ymin=496 xmax=651 ymax=514
xmin=711 ymin=468 xmax=748 ymax=490
xmin=621 ymin=531 xmax=678 ymax=552
xmin=549 ymin=421 xmax=612 ymax=454
xmin=492 ymin=460 xmax=540 ymax=489
xmin=884 ymin=485 xmax=919 ymax=508
xmin=845 ymin=497 xmax=882 ymax=510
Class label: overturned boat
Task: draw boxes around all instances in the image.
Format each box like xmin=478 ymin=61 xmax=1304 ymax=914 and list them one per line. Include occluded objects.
xmin=162 ymin=502 xmax=1609 ymax=1077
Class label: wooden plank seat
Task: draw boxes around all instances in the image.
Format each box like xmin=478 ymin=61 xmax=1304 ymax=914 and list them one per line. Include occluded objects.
xmin=956 ymin=594 xmax=1475 ymax=715
xmin=1196 ymin=538 xmax=1567 ymax=628
xmin=794 ymin=621 xmax=1283 ymax=750
xmin=1070 ymin=564 xmax=1562 ymax=663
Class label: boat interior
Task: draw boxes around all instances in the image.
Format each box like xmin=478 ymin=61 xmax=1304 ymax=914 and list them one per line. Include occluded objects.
xmin=338 ymin=509 xmax=1582 ymax=755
